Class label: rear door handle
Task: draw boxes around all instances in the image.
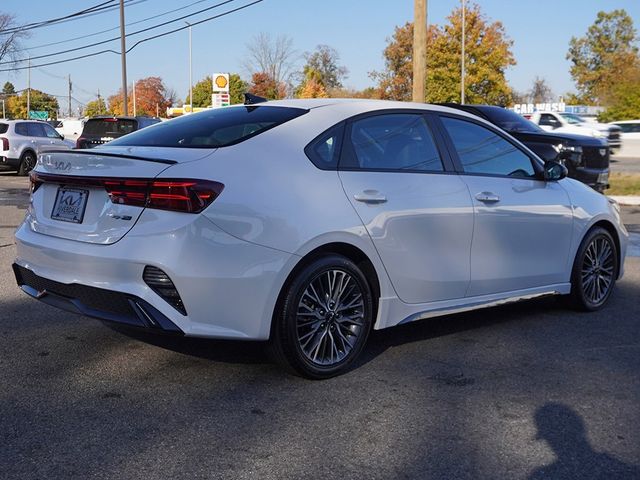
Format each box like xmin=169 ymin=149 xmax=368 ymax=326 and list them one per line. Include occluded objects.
xmin=354 ymin=190 xmax=387 ymax=204
xmin=475 ymin=192 xmax=500 ymax=203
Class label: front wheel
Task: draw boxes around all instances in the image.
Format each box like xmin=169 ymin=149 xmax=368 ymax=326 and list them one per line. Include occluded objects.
xmin=270 ymin=255 xmax=374 ymax=379
xmin=569 ymin=227 xmax=618 ymax=311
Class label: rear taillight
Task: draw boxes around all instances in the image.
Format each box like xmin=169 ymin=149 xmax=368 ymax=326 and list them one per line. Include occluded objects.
xmin=30 ymin=172 xmax=224 ymax=213
xmin=75 ymin=137 xmax=85 ymax=149
xmin=104 ymin=179 xmax=224 ymax=213
xmin=1 ymin=137 xmax=8 ymax=151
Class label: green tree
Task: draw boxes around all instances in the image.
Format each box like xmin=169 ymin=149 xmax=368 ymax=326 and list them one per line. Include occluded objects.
xmin=7 ymin=89 xmax=59 ymax=119
xmin=598 ymin=66 xmax=640 ymax=121
xmin=84 ymin=97 xmax=108 ymax=117
xmin=371 ymin=3 xmax=515 ymax=105
xmin=187 ymin=73 xmax=247 ymax=107
xmin=567 ymin=9 xmax=639 ymax=105
xmin=2 ymin=81 xmax=15 ymax=95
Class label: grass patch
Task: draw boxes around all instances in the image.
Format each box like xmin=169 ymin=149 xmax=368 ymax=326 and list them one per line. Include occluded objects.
xmin=605 ymin=173 xmax=640 ymax=196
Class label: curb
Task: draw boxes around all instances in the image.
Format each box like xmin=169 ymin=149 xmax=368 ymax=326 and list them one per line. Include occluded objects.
xmin=608 ymin=196 xmax=640 ymax=206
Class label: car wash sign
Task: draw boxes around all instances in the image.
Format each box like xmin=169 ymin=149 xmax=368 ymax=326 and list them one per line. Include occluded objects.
xmin=211 ymin=73 xmax=230 ymax=108
xmin=513 ymin=102 xmax=566 ymax=114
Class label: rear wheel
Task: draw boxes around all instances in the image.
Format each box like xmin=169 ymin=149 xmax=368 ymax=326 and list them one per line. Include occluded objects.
xmin=569 ymin=227 xmax=618 ymax=311
xmin=18 ymin=151 xmax=37 ymax=176
xmin=270 ymin=255 xmax=373 ymax=379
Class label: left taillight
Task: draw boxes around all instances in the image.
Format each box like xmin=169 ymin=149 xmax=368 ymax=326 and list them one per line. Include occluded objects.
xmin=1 ymin=137 xmax=8 ymax=151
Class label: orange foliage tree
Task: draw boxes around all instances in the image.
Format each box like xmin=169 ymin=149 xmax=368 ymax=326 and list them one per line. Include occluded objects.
xmin=108 ymin=77 xmax=174 ymax=116
xmin=248 ymin=72 xmax=287 ymax=100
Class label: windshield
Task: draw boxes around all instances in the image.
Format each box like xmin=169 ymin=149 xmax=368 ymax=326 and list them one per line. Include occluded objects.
xmin=482 ymin=107 xmax=543 ymax=133
xmin=109 ymin=106 xmax=308 ymax=148
xmin=560 ymin=113 xmax=586 ymax=124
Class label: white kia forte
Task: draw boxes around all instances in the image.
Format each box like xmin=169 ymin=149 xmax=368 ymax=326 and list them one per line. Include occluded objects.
xmin=13 ymin=99 xmax=628 ymax=378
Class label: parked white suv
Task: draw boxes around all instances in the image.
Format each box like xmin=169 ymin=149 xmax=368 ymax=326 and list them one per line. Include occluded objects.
xmin=528 ymin=111 xmax=622 ymax=153
xmin=0 ymin=120 xmax=74 ymax=175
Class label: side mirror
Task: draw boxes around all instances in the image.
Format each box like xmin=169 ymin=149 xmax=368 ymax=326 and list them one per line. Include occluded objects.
xmin=59 ymin=134 xmax=65 ymax=140
xmin=543 ymin=160 xmax=568 ymax=181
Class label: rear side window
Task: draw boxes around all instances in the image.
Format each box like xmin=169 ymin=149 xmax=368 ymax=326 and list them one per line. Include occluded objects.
xmin=305 ymin=124 xmax=344 ymax=170
xmin=0 ymin=123 xmax=8 ymax=134
xmin=15 ymin=123 xmax=29 ymax=136
xmin=27 ymin=123 xmax=46 ymax=137
xmin=83 ymin=119 xmax=137 ymax=136
xmin=342 ymin=114 xmax=444 ymax=172
xmin=108 ymin=106 xmax=308 ymax=148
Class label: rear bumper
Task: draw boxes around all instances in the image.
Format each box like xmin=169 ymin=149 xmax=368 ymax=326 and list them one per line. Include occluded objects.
xmin=14 ymin=210 xmax=296 ymax=340
xmin=0 ymin=156 xmax=20 ymax=168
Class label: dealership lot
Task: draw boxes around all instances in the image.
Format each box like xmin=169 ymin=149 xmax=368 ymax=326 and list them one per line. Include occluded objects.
xmin=1 ymin=172 xmax=639 ymax=479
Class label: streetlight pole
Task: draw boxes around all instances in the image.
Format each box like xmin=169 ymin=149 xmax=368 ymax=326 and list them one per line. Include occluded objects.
xmin=461 ymin=0 xmax=466 ymax=104
xmin=186 ymin=21 xmax=193 ymax=113
xmin=119 ymin=0 xmax=128 ymax=115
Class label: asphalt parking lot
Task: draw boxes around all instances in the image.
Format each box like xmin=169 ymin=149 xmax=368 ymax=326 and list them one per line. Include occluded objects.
xmin=1 ymin=171 xmax=639 ymax=479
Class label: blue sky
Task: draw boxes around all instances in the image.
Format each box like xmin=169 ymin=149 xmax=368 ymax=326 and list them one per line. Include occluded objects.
xmin=1 ymin=0 xmax=639 ymax=113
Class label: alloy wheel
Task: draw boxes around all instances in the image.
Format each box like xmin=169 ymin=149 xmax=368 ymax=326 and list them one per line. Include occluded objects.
xmin=580 ymin=235 xmax=615 ymax=305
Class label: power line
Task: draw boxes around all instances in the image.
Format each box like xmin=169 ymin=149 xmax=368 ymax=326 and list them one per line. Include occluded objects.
xmin=1 ymin=0 xmax=237 ymax=65
xmin=0 ymin=1 xmax=264 ymax=73
xmin=24 ymin=0 xmax=211 ymax=51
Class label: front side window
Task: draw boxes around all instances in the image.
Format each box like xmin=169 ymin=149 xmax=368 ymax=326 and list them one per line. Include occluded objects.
xmin=539 ymin=114 xmax=559 ymax=128
xmin=441 ymin=116 xmax=535 ymax=178
xmin=343 ymin=114 xmax=443 ymax=172
xmin=43 ymin=124 xmax=60 ymax=139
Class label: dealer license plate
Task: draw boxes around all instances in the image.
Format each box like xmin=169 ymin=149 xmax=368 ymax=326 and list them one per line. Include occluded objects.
xmin=51 ymin=187 xmax=89 ymax=224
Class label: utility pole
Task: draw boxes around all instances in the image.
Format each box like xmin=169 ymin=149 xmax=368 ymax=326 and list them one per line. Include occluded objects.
xmin=461 ymin=0 xmax=466 ymax=104
xmin=119 ymin=0 xmax=128 ymax=115
xmin=186 ymin=21 xmax=193 ymax=113
xmin=68 ymin=75 xmax=72 ymax=117
xmin=132 ymin=79 xmax=136 ymax=116
xmin=412 ymin=0 xmax=427 ymax=103
xmin=27 ymin=57 xmax=31 ymax=119
xmin=1 ymin=100 xmax=5 ymax=119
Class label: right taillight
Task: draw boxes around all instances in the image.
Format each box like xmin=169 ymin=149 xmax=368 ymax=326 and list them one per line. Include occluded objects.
xmin=75 ymin=137 xmax=85 ymax=149
xmin=1 ymin=137 xmax=8 ymax=151
xmin=104 ymin=178 xmax=224 ymax=213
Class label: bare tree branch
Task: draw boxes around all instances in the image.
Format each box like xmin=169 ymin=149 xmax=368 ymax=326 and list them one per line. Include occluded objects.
xmin=0 ymin=14 xmax=30 ymax=64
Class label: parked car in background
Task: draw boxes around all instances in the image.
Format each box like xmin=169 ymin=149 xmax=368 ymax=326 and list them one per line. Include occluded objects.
xmin=441 ymin=104 xmax=610 ymax=193
xmin=528 ymin=111 xmax=622 ymax=154
xmin=55 ymin=118 xmax=86 ymax=142
xmin=0 ymin=120 xmax=74 ymax=175
xmin=76 ymin=116 xmax=161 ymax=149
xmin=13 ymin=99 xmax=627 ymax=378
xmin=609 ymin=119 xmax=640 ymax=158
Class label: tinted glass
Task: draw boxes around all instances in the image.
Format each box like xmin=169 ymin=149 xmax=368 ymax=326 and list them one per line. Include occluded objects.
xmin=345 ymin=114 xmax=443 ymax=171
xmin=109 ymin=106 xmax=308 ymax=148
xmin=305 ymin=124 xmax=343 ymax=170
xmin=43 ymin=123 xmax=60 ymax=138
xmin=441 ymin=117 xmax=535 ymax=178
xmin=0 ymin=123 xmax=8 ymax=134
xmin=539 ymin=114 xmax=558 ymax=127
xmin=82 ymin=119 xmax=137 ymax=136
xmin=15 ymin=123 xmax=29 ymax=136
xmin=27 ymin=123 xmax=46 ymax=137
xmin=480 ymin=107 xmax=543 ymax=133
xmin=560 ymin=113 xmax=585 ymax=124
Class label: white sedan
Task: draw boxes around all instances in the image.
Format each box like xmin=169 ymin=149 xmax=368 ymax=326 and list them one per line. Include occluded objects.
xmin=14 ymin=99 xmax=628 ymax=378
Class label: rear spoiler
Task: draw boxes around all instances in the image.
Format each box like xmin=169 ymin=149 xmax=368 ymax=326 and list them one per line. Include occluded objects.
xmin=39 ymin=149 xmax=177 ymax=165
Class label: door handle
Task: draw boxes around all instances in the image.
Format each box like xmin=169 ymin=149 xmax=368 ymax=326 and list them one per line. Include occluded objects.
xmin=475 ymin=192 xmax=500 ymax=203
xmin=354 ymin=190 xmax=387 ymax=204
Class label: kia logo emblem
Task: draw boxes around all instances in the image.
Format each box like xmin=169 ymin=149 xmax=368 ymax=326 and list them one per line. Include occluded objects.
xmin=53 ymin=161 xmax=71 ymax=171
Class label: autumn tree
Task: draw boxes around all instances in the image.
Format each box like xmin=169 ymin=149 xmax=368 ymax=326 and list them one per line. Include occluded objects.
xmin=371 ymin=3 xmax=515 ymax=105
xmin=84 ymin=97 xmax=108 ymax=117
xmin=109 ymin=77 xmax=173 ymax=116
xmin=243 ymin=33 xmax=297 ymax=94
xmin=0 ymin=13 xmax=30 ymax=63
xmin=187 ymin=73 xmax=248 ymax=107
xmin=297 ymin=69 xmax=328 ymax=99
xmin=567 ymin=9 xmax=639 ymax=105
xmin=598 ymin=66 xmax=640 ymax=121
xmin=248 ymin=72 xmax=287 ymax=100
xmin=302 ymin=45 xmax=348 ymax=90
xmin=7 ymin=89 xmax=59 ymax=119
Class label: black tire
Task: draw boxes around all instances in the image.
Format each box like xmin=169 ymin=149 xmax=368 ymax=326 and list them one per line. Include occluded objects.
xmin=569 ymin=227 xmax=618 ymax=311
xmin=269 ymin=254 xmax=374 ymax=379
xmin=18 ymin=150 xmax=37 ymax=176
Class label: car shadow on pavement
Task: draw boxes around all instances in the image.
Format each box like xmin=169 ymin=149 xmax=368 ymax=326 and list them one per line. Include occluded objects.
xmin=528 ymin=402 xmax=640 ymax=479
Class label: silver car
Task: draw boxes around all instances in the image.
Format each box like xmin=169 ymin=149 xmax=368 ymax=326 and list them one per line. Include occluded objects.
xmin=0 ymin=120 xmax=74 ymax=175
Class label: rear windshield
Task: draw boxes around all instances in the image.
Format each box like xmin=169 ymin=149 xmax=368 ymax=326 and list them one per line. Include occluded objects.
xmin=108 ymin=106 xmax=308 ymax=148
xmin=0 ymin=123 xmax=8 ymax=134
xmin=83 ymin=119 xmax=137 ymax=136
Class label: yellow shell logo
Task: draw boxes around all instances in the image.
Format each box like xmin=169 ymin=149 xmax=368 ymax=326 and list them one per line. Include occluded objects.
xmin=215 ymin=75 xmax=228 ymax=89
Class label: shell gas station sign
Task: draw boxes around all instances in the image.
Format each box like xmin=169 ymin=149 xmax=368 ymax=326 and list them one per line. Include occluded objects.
xmin=212 ymin=73 xmax=230 ymax=108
